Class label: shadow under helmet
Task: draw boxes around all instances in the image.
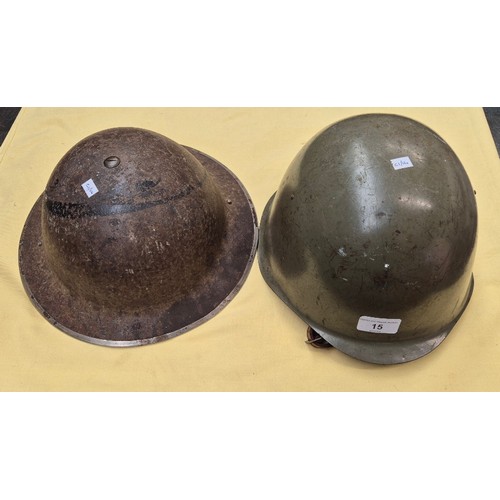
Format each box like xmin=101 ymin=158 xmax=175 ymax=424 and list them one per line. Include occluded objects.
xmin=19 ymin=127 xmax=258 ymax=346
xmin=258 ymin=114 xmax=477 ymax=364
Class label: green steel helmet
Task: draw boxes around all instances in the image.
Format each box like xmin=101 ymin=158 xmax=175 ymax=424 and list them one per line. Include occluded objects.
xmin=258 ymin=114 xmax=477 ymax=364
xmin=19 ymin=127 xmax=258 ymax=346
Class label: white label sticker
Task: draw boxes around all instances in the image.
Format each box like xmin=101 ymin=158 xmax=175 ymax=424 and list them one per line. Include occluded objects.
xmin=390 ymin=156 xmax=414 ymax=170
xmin=357 ymin=316 xmax=401 ymax=334
xmin=82 ymin=178 xmax=99 ymax=198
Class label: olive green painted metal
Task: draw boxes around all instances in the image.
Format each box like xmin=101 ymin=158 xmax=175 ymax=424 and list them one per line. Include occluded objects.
xmin=19 ymin=127 xmax=258 ymax=346
xmin=258 ymin=114 xmax=477 ymax=364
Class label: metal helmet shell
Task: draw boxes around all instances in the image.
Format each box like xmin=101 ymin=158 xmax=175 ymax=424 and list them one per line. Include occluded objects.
xmin=19 ymin=127 xmax=258 ymax=346
xmin=258 ymin=114 xmax=477 ymax=364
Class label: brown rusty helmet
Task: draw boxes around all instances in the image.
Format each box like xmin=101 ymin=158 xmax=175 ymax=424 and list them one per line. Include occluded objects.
xmin=258 ymin=114 xmax=477 ymax=364
xmin=19 ymin=127 xmax=258 ymax=346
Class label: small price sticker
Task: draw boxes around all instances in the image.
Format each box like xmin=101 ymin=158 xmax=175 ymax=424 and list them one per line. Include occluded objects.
xmin=357 ymin=316 xmax=401 ymax=334
xmin=390 ymin=156 xmax=414 ymax=170
xmin=82 ymin=178 xmax=99 ymax=198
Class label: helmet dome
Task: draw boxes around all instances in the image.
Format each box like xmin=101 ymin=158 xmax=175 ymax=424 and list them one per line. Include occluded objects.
xmin=259 ymin=114 xmax=477 ymax=364
xmin=20 ymin=127 xmax=258 ymax=346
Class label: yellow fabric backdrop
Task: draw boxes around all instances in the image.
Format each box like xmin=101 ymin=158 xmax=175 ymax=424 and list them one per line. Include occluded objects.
xmin=1 ymin=107 xmax=499 ymax=391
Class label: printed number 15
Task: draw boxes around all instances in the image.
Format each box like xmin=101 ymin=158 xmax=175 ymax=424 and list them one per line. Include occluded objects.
xmin=372 ymin=324 xmax=383 ymax=330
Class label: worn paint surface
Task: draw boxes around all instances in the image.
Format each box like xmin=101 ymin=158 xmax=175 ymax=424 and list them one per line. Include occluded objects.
xmin=258 ymin=114 xmax=477 ymax=364
xmin=19 ymin=127 xmax=258 ymax=346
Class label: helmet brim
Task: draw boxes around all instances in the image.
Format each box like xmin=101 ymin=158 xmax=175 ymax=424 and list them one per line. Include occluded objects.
xmin=312 ymin=276 xmax=474 ymax=365
xmin=19 ymin=147 xmax=258 ymax=347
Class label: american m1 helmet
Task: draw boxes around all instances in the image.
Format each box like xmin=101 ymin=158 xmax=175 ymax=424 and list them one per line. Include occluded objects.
xmin=258 ymin=114 xmax=477 ymax=364
xmin=19 ymin=127 xmax=258 ymax=346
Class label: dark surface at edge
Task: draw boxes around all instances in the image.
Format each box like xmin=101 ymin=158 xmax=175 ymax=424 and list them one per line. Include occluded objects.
xmin=484 ymin=108 xmax=500 ymax=157
xmin=0 ymin=107 xmax=21 ymax=146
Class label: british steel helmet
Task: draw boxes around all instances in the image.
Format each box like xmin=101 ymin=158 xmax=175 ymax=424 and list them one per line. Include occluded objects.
xmin=258 ymin=114 xmax=477 ymax=364
xmin=19 ymin=127 xmax=258 ymax=346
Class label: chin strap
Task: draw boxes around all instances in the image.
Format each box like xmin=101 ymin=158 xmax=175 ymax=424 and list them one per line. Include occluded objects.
xmin=305 ymin=327 xmax=334 ymax=349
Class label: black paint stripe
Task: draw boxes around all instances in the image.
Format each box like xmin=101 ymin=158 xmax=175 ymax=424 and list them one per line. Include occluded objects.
xmin=46 ymin=184 xmax=195 ymax=219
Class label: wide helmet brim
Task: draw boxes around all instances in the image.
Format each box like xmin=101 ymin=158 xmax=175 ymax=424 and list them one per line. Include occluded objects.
xmin=19 ymin=147 xmax=258 ymax=347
